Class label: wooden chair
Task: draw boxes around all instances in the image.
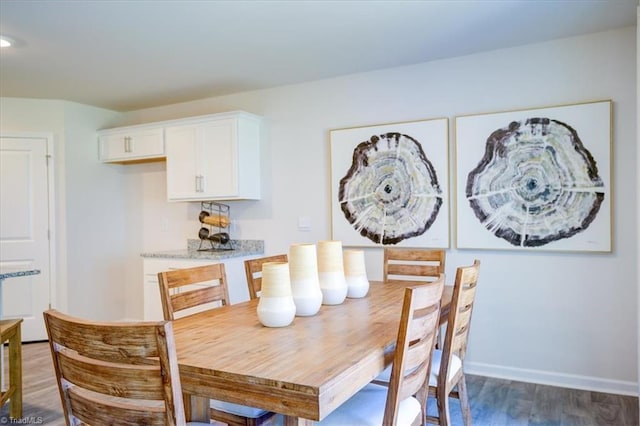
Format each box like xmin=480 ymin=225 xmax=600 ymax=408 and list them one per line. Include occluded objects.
xmin=158 ymin=263 xmax=230 ymax=320
xmin=426 ymin=260 xmax=481 ymax=426
xmin=0 ymin=319 xmax=23 ymax=419
xmin=158 ymin=264 xmax=278 ymax=426
xmin=383 ymin=248 xmax=446 ymax=284
xmin=319 ymin=275 xmax=445 ymax=425
xmin=42 ymin=309 xmax=210 ymax=426
xmin=244 ymin=254 xmax=288 ymax=300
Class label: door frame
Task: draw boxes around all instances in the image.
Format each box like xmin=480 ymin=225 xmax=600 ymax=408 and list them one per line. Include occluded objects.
xmin=1 ymin=131 xmax=57 ymax=312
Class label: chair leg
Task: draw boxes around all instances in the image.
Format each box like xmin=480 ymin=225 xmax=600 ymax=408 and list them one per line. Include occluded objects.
xmin=457 ymin=376 xmax=472 ymax=426
xmin=436 ymin=386 xmax=451 ymax=426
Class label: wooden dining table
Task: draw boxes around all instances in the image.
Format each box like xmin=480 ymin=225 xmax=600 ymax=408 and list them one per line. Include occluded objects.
xmin=172 ymin=280 xmax=453 ymax=425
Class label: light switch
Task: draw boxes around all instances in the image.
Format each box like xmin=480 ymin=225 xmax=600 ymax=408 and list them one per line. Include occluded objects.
xmin=298 ymin=216 xmax=311 ymax=231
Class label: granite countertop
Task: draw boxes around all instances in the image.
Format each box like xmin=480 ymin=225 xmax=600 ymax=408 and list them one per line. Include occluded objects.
xmin=0 ymin=269 xmax=41 ymax=281
xmin=141 ymin=239 xmax=264 ymax=260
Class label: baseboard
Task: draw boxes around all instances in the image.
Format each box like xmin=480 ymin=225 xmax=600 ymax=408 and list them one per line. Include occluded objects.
xmin=465 ymin=361 xmax=639 ymax=397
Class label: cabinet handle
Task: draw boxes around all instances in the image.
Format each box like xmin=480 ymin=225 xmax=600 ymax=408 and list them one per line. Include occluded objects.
xmin=195 ymin=175 xmax=205 ymax=192
xmin=200 ymin=175 xmax=206 ymax=193
xmin=124 ymin=136 xmax=133 ymax=153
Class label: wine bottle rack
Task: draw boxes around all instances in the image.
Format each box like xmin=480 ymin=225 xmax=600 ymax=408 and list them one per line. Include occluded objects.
xmin=197 ymin=201 xmax=234 ymax=251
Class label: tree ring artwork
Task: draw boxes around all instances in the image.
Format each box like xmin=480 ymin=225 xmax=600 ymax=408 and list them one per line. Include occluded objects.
xmin=331 ymin=119 xmax=449 ymax=248
xmin=456 ymin=101 xmax=611 ymax=252
xmin=339 ymin=132 xmax=442 ymax=244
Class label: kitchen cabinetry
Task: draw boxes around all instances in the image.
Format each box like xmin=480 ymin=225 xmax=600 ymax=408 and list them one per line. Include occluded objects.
xmin=142 ymin=256 xmax=257 ymax=321
xmin=165 ymin=112 xmax=261 ymax=201
xmin=98 ymin=126 xmax=164 ymax=163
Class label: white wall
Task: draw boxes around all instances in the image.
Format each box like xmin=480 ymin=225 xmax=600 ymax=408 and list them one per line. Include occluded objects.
xmin=116 ymin=27 xmax=637 ymax=395
xmin=0 ymin=98 xmax=124 ymax=319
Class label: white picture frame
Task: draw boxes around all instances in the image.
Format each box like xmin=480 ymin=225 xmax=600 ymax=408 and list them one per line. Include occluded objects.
xmin=330 ymin=118 xmax=449 ymax=248
xmin=455 ymin=100 xmax=612 ymax=252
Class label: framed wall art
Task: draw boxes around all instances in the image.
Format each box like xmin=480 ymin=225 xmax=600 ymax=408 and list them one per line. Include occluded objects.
xmin=330 ymin=117 xmax=449 ymax=248
xmin=455 ymin=100 xmax=612 ymax=252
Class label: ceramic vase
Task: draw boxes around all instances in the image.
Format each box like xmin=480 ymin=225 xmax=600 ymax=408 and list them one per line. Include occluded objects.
xmin=317 ymin=240 xmax=348 ymax=305
xmin=343 ymin=249 xmax=370 ymax=298
xmin=257 ymin=262 xmax=296 ymax=327
xmin=289 ymin=244 xmax=323 ymax=316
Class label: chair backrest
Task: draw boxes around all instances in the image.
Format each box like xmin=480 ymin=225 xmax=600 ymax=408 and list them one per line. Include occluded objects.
xmin=439 ymin=260 xmax=481 ymax=374
xmin=43 ymin=309 xmax=186 ymax=426
xmin=384 ymin=274 xmax=445 ymax=424
xmin=158 ymin=263 xmax=230 ymax=320
xmin=244 ymin=254 xmax=288 ymax=299
xmin=383 ymin=248 xmax=445 ymax=284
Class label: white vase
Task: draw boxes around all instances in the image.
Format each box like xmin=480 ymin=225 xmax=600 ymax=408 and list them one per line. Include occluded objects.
xmin=344 ymin=249 xmax=370 ymax=298
xmin=257 ymin=262 xmax=296 ymax=327
xmin=289 ymin=244 xmax=323 ymax=316
xmin=317 ymin=240 xmax=348 ymax=305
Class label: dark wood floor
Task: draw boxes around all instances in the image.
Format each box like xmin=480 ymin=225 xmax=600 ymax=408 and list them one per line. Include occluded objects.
xmin=2 ymin=342 xmax=638 ymax=425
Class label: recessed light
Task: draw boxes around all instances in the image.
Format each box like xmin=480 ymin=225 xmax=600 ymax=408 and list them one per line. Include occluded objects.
xmin=0 ymin=36 xmax=15 ymax=48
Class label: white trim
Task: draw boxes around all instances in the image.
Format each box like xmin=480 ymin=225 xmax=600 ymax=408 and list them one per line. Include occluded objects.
xmin=0 ymin=131 xmax=58 ymax=313
xmin=465 ymin=361 xmax=638 ymax=397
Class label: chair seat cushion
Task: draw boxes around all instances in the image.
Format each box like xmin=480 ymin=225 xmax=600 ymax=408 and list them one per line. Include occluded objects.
xmin=211 ymin=399 xmax=270 ymax=418
xmin=318 ymin=383 xmax=421 ymax=425
xmin=373 ymin=349 xmax=462 ymax=387
xmin=429 ymin=349 xmax=462 ymax=386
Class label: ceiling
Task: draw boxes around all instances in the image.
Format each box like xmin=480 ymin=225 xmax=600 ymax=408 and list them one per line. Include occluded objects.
xmin=0 ymin=0 xmax=637 ymax=112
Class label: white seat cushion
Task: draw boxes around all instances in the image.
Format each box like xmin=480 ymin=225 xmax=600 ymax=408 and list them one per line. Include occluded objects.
xmin=187 ymin=423 xmax=213 ymax=425
xmin=429 ymin=349 xmax=462 ymax=386
xmin=319 ymin=383 xmax=421 ymax=425
xmin=373 ymin=349 xmax=462 ymax=387
xmin=211 ymin=399 xmax=270 ymax=418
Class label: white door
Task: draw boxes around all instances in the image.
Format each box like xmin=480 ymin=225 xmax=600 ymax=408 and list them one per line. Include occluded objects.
xmin=0 ymin=135 xmax=52 ymax=342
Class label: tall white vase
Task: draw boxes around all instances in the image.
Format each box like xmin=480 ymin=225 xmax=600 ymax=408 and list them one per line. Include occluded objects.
xmin=257 ymin=262 xmax=296 ymax=327
xmin=317 ymin=240 xmax=348 ymax=305
xmin=289 ymin=244 xmax=323 ymax=316
xmin=344 ymin=249 xmax=370 ymax=298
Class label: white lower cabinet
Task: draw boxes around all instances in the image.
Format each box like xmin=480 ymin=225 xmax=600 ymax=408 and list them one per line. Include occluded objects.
xmin=142 ymin=256 xmax=257 ymax=321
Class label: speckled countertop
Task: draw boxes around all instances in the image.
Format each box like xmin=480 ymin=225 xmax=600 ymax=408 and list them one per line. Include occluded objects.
xmin=141 ymin=239 xmax=264 ymax=260
xmin=0 ymin=269 xmax=41 ymax=281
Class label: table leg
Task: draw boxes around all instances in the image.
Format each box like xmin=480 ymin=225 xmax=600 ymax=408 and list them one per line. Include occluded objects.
xmin=8 ymin=324 xmax=21 ymax=418
xmin=283 ymin=415 xmax=315 ymax=425
xmin=188 ymin=395 xmax=210 ymax=422
xmin=0 ymin=278 xmax=4 ymax=392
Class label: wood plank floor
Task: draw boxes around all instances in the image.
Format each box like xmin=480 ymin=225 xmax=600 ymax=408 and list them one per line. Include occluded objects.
xmin=2 ymin=341 xmax=638 ymax=425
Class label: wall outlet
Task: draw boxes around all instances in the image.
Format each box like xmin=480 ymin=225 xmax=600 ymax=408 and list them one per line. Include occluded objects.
xmin=298 ymin=216 xmax=311 ymax=231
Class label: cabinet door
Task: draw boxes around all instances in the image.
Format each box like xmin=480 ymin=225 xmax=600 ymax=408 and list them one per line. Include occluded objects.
xmin=165 ymin=119 xmax=238 ymax=201
xmin=165 ymin=124 xmax=200 ymax=200
xmin=99 ymin=128 xmax=164 ymax=162
xmin=199 ymin=119 xmax=238 ymax=198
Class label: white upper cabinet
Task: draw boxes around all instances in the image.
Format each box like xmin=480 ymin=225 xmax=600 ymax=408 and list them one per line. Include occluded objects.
xmin=98 ymin=126 xmax=164 ymax=163
xmin=165 ymin=112 xmax=261 ymax=201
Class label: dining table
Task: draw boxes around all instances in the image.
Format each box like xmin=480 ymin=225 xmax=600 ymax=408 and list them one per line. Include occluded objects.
xmin=172 ymin=280 xmax=453 ymax=425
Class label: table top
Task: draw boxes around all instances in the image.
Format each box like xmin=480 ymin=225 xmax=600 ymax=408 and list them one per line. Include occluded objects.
xmin=173 ymin=280 xmax=452 ymax=422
